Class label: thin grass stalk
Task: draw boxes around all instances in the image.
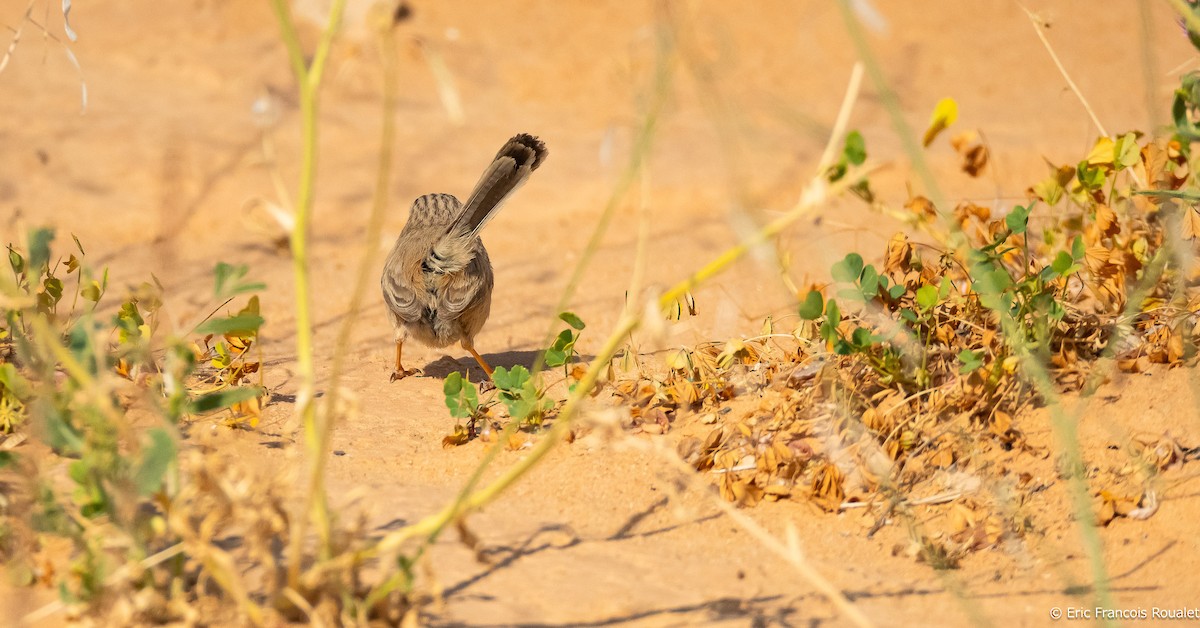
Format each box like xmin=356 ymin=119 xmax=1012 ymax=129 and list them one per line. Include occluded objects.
xmin=266 ymin=0 xmax=349 ymax=592
xmin=835 ymin=3 xmax=958 ymax=243
xmin=268 ymin=0 xmax=307 ymax=83
xmin=305 ymin=7 xmax=400 ymax=568
xmin=1018 ymin=4 xmax=1108 ymax=138
xmin=669 ymin=6 xmax=753 ymax=208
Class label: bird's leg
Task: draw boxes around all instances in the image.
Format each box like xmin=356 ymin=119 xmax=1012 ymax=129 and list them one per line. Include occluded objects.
xmin=390 ymin=340 xmax=418 ymax=381
xmin=466 ymin=347 xmax=494 ymax=377
xmin=462 ymin=340 xmax=495 ymax=391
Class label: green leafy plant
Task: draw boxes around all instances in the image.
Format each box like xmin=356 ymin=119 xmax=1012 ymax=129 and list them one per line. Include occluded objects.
xmin=800 ymin=253 xmax=914 ymax=387
xmin=1172 ymin=70 xmax=1200 ymax=146
xmin=493 ymin=365 xmax=554 ymax=426
xmin=3 ymin=229 xmax=110 ymax=436
xmin=443 ymin=312 xmax=589 ymax=440
xmin=443 ymin=371 xmax=481 ymax=419
xmin=1 ymin=229 xmax=270 ymax=608
xmin=190 ymin=290 xmax=266 ymax=427
xmin=544 ymin=311 xmax=586 ymax=369
xmin=800 ymin=197 xmax=1088 ymax=392
xmin=966 ymin=202 xmax=1083 ymax=353
xmin=826 ymin=130 xmax=875 ymax=201
xmin=441 ymin=371 xmax=484 ymax=446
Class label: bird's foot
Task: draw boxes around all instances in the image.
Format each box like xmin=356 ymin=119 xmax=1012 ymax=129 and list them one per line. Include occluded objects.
xmin=389 ymin=368 xmax=420 ymax=382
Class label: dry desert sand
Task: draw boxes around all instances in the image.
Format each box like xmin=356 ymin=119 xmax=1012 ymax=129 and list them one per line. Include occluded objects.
xmin=2 ymin=1 xmax=1200 ymax=626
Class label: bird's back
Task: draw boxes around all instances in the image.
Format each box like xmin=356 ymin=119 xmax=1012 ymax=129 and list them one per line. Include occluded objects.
xmin=382 ymin=193 xmax=493 ymax=347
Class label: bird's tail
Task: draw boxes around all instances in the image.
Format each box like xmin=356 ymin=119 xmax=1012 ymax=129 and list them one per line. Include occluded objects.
xmin=446 ymin=133 xmax=548 ymax=240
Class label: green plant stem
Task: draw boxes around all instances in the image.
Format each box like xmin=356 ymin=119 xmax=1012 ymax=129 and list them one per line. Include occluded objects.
xmin=267 ymin=0 xmax=349 ymax=593
xmin=268 ymin=0 xmax=307 ymax=83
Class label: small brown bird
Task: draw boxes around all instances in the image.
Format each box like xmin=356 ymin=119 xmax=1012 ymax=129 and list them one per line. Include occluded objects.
xmin=381 ymin=133 xmax=548 ymax=381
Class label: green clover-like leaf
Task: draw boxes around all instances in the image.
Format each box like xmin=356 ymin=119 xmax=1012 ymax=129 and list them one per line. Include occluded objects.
xmin=798 ymin=290 xmax=824 ymax=320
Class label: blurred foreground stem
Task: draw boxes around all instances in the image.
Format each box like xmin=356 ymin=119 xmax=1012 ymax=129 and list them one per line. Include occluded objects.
xmin=267 ymin=0 xmax=348 ymax=592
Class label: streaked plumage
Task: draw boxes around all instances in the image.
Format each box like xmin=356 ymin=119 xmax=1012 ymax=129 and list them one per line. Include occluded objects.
xmin=381 ymin=133 xmax=547 ymax=380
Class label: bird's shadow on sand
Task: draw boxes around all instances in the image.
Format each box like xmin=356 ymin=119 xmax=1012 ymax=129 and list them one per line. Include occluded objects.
xmin=420 ymin=350 xmax=595 ymax=384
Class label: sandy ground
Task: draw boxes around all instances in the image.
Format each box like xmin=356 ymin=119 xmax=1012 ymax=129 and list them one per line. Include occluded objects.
xmin=3 ymin=0 xmax=1200 ymax=625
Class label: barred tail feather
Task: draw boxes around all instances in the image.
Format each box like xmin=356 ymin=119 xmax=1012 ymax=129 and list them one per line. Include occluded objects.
xmin=447 ymin=133 xmax=547 ymax=240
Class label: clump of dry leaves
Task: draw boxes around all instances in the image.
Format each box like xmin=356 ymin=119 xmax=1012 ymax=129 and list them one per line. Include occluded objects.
xmin=617 ymin=133 xmax=1198 ymax=566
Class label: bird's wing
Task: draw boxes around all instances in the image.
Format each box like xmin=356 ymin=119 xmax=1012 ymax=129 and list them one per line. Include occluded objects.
xmin=434 ymin=252 xmax=489 ymax=320
xmin=381 ymin=262 xmax=423 ymax=324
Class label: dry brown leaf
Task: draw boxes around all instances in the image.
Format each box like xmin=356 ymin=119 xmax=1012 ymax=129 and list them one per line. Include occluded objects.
xmin=955 ymin=202 xmax=991 ymax=224
xmin=1143 ymin=141 xmax=1170 ymax=187
xmin=810 ymin=462 xmax=846 ymax=512
xmin=906 ymin=195 xmax=938 ymax=221
xmin=949 ymin=130 xmax=978 ymax=152
xmin=1097 ymin=490 xmax=1140 ymax=525
xmin=231 ymin=392 xmax=263 ymax=429
xmin=569 ymin=364 xmax=587 ymax=382
xmin=506 ymin=432 xmax=530 ymax=451
xmin=1094 ymin=204 xmax=1120 ymax=238
xmin=962 ymin=145 xmax=989 ymax=177
xmin=989 ymin=411 xmax=1012 ymax=437
xmin=1096 ymin=494 xmax=1116 ymax=526
xmin=862 ymin=407 xmax=888 ymax=432
xmin=1182 ymin=206 xmax=1200 ymax=241
xmin=885 ymin=439 xmax=903 ymax=461
xmin=1167 ymin=326 xmax=1187 ymax=363
xmin=1082 ymin=245 xmax=1108 ymax=275
xmin=730 ymin=479 xmax=763 ymax=508
xmin=442 ymin=425 xmax=470 ymax=448
xmin=771 ymin=440 xmax=793 ymax=465
xmin=702 ymin=427 xmax=725 ymax=452
xmin=930 ymin=440 xmax=956 ymax=468
xmin=713 ymin=448 xmax=741 ymax=470
xmin=763 ymin=483 xmax=791 ymax=501
xmin=1129 ymin=433 xmax=1183 ymax=470
xmin=949 ymin=131 xmax=989 ymax=177
xmin=614 ymin=379 xmax=639 ymax=397
xmin=885 ymin=232 xmax=913 ymax=274
xmin=1094 ymin=274 xmax=1127 ymax=310
xmin=948 ymin=503 xmax=977 ymax=533
xmin=668 ymin=379 xmax=699 ymax=407
xmin=1118 ymin=356 xmax=1150 ymax=373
